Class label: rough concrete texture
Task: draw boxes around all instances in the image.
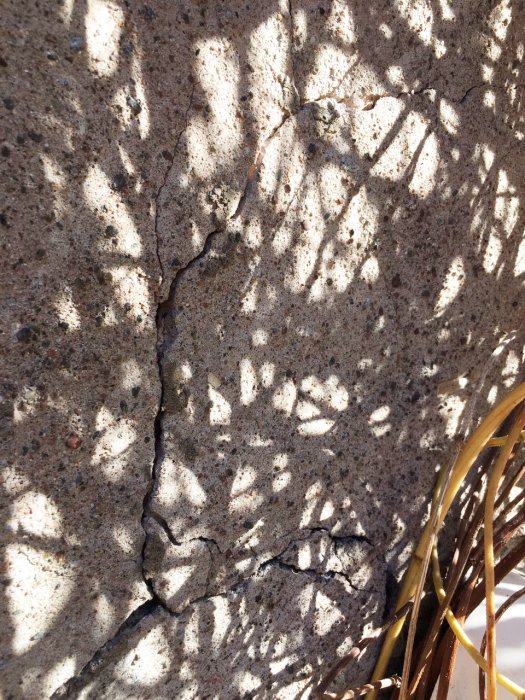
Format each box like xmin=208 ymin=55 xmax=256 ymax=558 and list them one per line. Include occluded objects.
xmin=1 ymin=0 xmax=525 ymax=698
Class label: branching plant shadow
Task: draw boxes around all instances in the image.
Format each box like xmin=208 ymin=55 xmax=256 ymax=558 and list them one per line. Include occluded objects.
xmin=1 ymin=0 xmax=524 ymax=698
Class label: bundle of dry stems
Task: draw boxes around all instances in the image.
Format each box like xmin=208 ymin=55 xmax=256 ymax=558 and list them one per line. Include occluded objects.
xmin=313 ymin=381 xmax=525 ymax=700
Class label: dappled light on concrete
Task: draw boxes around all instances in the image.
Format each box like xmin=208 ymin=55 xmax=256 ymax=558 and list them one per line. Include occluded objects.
xmin=1 ymin=0 xmax=525 ymax=698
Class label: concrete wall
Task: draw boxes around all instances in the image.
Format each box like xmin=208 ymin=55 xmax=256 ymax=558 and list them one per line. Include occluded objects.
xmin=1 ymin=1 xmax=524 ymax=697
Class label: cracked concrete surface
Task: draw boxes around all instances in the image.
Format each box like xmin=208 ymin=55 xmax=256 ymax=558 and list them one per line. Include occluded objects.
xmin=2 ymin=0 xmax=525 ymax=698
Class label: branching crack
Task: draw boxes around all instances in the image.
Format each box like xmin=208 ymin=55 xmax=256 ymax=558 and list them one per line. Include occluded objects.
xmin=260 ymin=557 xmax=354 ymax=587
xmin=147 ymin=509 xmax=222 ymax=553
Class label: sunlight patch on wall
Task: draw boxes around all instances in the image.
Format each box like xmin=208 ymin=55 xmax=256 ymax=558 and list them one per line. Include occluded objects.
xmin=236 ymin=670 xmax=262 ymax=696
xmin=212 ymin=596 xmax=231 ymax=649
xmin=314 ymin=590 xmax=344 ymax=636
xmin=495 ymin=168 xmax=519 ymax=237
xmin=13 ymin=386 xmax=40 ymax=424
xmin=85 ymin=0 xmax=123 ymax=77
xmin=252 ymin=329 xmax=268 ymax=347
xmin=194 ymin=38 xmax=241 ymax=164
xmin=514 ymin=236 xmax=525 ymax=277
xmin=371 ymin=110 xmax=429 ymax=183
xmin=489 ymin=0 xmax=512 ymax=42
xmin=296 ymin=400 xmax=321 ymax=421
xmin=209 ymin=386 xmax=232 ymax=425
xmin=115 ymin=624 xmax=170 ymax=686
xmin=247 ymin=12 xmax=289 ymax=146
xmin=303 ymin=46 xmax=350 ymax=101
xmin=272 ymin=379 xmax=297 ymax=416
xmin=54 ymin=286 xmax=81 ymax=330
xmin=120 ymin=358 xmax=142 ymax=391
xmin=60 ymin=0 xmax=75 ymax=25
xmin=230 ymin=466 xmax=257 ymax=497
xmin=241 ymin=280 xmax=258 ymax=314
xmin=6 ymin=544 xmax=75 ymax=654
xmin=109 ymin=265 xmax=152 ymax=326
xmin=8 ymin=491 xmax=62 ymax=538
xmin=84 ymin=164 xmax=142 ymax=257
xmin=240 ymin=358 xmax=258 ymax=406
xmin=131 ymin=52 xmax=150 ymax=139
xmin=0 ymin=464 xmax=31 ymax=497
xmin=437 ymin=0 xmax=455 ymax=20
xmin=178 ymin=463 xmax=207 ymax=508
xmin=301 ymin=375 xmax=349 ymax=411
xmin=439 ymin=394 xmax=466 ymax=438
xmin=41 ymin=154 xmax=66 ymax=217
xmin=439 ymin=99 xmax=459 ymax=135
xmin=395 ymin=0 xmax=445 ymax=56
xmin=273 ymin=471 xmax=291 ymax=492
xmin=502 ymin=350 xmax=520 ymax=387
xmin=483 ymin=230 xmax=502 ymax=273
xmin=320 ymin=499 xmax=335 ymax=520
xmin=361 ymin=255 xmax=380 ymax=284
xmin=434 ymin=256 xmax=465 ymax=317
xmin=92 ymin=411 xmax=137 ymax=481
xmin=44 ymin=657 xmax=76 ymax=698
xmin=297 ymin=418 xmax=335 ymax=436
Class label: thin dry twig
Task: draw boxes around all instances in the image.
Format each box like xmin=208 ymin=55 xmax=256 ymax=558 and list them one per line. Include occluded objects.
xmin=313 ymin=602 xmax=414 ymax=697
xmin=479 ymin=585 xmax=525 ymax=700
xmin=319 ymin=675 xmax=401 ymax=700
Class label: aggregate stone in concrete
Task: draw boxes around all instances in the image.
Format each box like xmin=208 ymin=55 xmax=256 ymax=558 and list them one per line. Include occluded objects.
xmin=2 ymin=0 xmax=525 ymax=698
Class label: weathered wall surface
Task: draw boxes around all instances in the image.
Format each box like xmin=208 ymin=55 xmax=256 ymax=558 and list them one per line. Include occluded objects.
xmin=1 ymin=1 xmax=524 ymax=698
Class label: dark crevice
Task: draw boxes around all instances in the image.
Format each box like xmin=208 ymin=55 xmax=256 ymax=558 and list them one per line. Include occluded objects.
xmin=147 ymin=509 xmax=222 ymax=553
xmin=259 ymin=557 xmax=358 ymax=589
xmin=140 ymin=224 xmax=221 ymax=591
xmin=459 ymin=82 xmax=486 ymax=103
xmin=307 ymin=526 xmax=373 ymax=548
xmin=51 ymin=600 xmax=160 ymax=699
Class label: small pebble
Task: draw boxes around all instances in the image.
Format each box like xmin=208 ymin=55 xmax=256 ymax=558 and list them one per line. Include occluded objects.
xmin=16 ymin=326 xmax=32 ymax=342
xmin=3 ymin=97 xmax=14 ymax=110
xmin=111 ymin=173 xmax=127 ymax=191
xmin=70 ymin=35 xmax=84 ymax=50
xmin=66 ymin=433 xmax=82 ymax=449
xmin=126 ymin=95 xmax=142 ymax=114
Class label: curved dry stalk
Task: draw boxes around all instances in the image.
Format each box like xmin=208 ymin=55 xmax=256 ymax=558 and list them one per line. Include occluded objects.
xmin=313 ymin=602 xmax=413 ymax=697
xmin=483 ymin=407 xmax=525 ymax=700
xmin=368 ymin=382 xmax=525 ymax=698
xmin=479 ymin=585 xmax=525 ymax=700
xmin=319 ymin=675 xmax=401 ymax=700
xmin=431 ymin=536 xmax=525 ymax=697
